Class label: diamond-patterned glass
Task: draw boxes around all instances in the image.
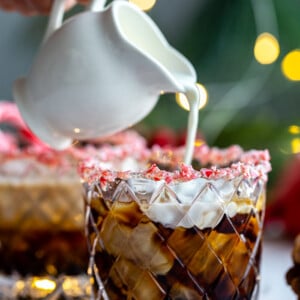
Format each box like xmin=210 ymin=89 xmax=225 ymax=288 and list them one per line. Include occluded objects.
xmin=85 ymin=176 xmax=266 ymax=300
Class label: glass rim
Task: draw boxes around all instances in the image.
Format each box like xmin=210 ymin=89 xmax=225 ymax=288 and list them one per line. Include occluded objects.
xmin=79 ymin=144 xmax=271 ymax=185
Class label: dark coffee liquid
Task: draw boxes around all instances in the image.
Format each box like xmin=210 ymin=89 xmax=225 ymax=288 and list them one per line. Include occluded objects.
xmin=0 ymin=229 xmax=88 ymax=276
xmin=87 ymin=195 xmax=262 ymax=300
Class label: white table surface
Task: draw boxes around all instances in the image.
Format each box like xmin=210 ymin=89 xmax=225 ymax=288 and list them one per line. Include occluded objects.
xmin=260 ymin=237 xmax=296 ymax=300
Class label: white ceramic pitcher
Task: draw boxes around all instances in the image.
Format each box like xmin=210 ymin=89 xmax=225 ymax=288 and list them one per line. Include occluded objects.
xmin=13 ymin=0 xmax=198 ymax=150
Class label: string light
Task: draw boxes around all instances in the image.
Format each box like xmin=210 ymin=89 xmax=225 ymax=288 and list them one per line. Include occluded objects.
xmin=176 ymin=83 xmax=208 ymax=111
xmin=129 ymin=0 xmax=157 ymax=11
xmin=281 ymin=49 xmax=300 ymax=81
xmin=254 ymin=32 xmax=280 ymax=65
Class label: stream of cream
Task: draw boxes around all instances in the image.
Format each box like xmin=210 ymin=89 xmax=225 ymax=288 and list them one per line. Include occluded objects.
xmin=183 ymin=83 xmax=200 ymax=165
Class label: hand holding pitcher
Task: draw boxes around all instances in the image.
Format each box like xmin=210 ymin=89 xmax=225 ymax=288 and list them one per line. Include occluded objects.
xmin=0 ymin=0 xmax=89 ymax=15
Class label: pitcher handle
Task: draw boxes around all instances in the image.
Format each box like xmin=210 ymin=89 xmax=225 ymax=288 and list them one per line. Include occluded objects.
xmin=42 ymin=0 xmax=107 ymax=45
xmin=88 ymin=0 xmax=107 ymax=12
xmin=42 ymin=0 xmax=65 ymax=45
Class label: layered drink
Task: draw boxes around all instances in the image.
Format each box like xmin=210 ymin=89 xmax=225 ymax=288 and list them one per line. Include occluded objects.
xmin=0 ymin=101 xmax=146 ymax=277
xmin=0 ymin=141 xmax=89 ymax=276
xmin=81 ymin=144 xmax=271 ymax=300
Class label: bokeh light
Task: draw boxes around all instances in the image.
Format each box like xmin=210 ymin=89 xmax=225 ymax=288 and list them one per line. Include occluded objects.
xmin=129 ymin=0 xmax=157 ymax=11
xmin=194 ymin=139 xmax=205 ymax=147
xmin=73 ymin=127 xmax=81 ymax=133
xmin=254 ymin=32 xmax=280 ymax=65
xmin=176 ymin=83 xmax=208 ymax=111
xmin=289 ymin=125 xmax=300 ymax=135
xmin=15 ymin=280 xmax=25 ymax=292
xmin=291 ymin=138 xmax=300 ymax=154
xmin=281 ymin=50 xmax=300 ymax=81
xmin=31 ymin=278 xmax=56 ymax=292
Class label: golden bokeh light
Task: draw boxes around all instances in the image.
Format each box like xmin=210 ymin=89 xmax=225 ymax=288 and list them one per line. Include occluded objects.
xmin=31 ymin=278 xmax=56 ymax=292
xmin=15 ymin=280 xmax=25 ymax=292
xmin=291 ymin=138 xmax=300 ymax=154
xmin=194 ymin=139 xmax=205 ymax=147
xmin=45 ymin=264 xmax=57 ymax=275
xmin=129 ymin=0 xmax=157 ymax=11
xmin=62 ymin=277 xmax=83 ymax=295
xmin=254 ymin=32 xmax=280 ymax=65
xmin=288 ymin=125 xmax=300 ymax=135
xmin=281 ymin=50 xmax=300 ymax=81
xmin=176 ymin=83 xmax=208 ymax=111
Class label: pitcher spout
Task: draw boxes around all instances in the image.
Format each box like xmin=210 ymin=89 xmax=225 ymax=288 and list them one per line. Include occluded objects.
xmin=112 ymin=1 xmax=197 ymax=94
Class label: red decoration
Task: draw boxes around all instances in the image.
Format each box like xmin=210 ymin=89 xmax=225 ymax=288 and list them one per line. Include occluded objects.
xmin=148 ymin=127 xmax=177 ymax=147
xmin=266 ymin=154 xmax=300 ymax=238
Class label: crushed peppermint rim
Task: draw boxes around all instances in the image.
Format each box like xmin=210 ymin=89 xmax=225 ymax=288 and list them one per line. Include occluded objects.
xmin=0 ymin=101 xmax=272 ymax=182
xmin=79 ymin=144 xmax=271 ymax=185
